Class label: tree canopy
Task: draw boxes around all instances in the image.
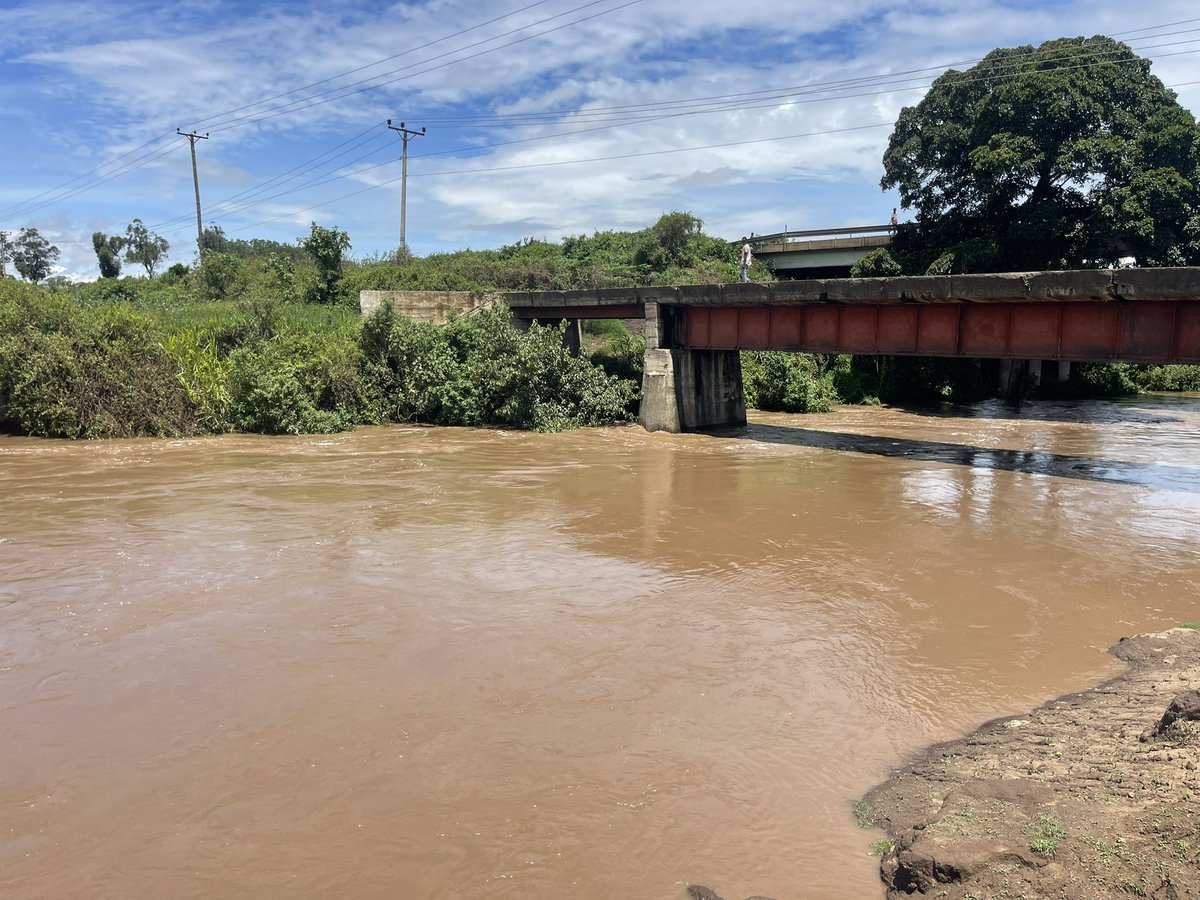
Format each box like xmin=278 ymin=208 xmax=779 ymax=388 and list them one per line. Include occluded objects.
xmin=123 ymin=219 xmax=170 ymax=277
xmin=300 ymin=223 xmax=351 ymax=304
xmin=882 ymin=36 xmax=1200 ymax=272
xmin=11 ymin=228 xmax=60 ymax=283
xmin=92 ymin=231 xmax=126 ymax=279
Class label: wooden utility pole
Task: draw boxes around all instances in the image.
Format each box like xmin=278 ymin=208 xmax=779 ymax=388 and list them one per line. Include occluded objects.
xmin=177 ymin=129 xmax=209 ymax=261
xmin=386 ymin=119 xmax=425 ymax=252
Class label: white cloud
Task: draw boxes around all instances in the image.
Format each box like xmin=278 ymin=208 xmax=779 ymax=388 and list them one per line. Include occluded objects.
xmin=2 ymin=0 xmax=1197 ymax=263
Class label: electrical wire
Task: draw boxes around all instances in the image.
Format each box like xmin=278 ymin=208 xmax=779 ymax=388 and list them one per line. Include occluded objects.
xmin=145 ymin=123 xmax=393 ymax=231
xmin=180 ymin=0 xmax=563 ymax=132
xmin=8 ymin=13 xmax=1199 ymax=237
xmin=160 ymin=43 xmax=1200 ymax=232
xmin=0 ymin=132 xmax=176 ymax=221
xmin=201 ymin=0 xmax=646 ymax=134
xmin=0 ymin=0 xmax=633 ymax=223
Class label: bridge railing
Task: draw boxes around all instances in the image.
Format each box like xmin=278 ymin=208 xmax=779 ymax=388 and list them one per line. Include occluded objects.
xmin=736 ymin=224 xmax=894 ymax=248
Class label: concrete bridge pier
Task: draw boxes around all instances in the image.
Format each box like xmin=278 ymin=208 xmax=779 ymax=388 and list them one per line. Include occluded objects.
xmin=640 ymin=302 xmax=747 ymax=433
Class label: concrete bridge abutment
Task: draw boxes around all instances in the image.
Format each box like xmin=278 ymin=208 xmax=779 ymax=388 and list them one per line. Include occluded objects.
xmin=639 ymin=302 xmax=747 ymax=433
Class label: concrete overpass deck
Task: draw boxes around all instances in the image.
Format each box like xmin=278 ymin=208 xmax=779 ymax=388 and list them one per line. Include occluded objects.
xmin=746 ymin=224 xmax=894 ymax=275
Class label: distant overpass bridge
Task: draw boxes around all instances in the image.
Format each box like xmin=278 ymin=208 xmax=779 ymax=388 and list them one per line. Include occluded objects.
xmin=361 ymin=267 xmax=1200 ymax=433
xmin=748 ymin=224 xmax=893 ymax=278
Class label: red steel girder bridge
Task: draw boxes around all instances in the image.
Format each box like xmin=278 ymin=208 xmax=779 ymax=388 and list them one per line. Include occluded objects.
xmin=505 ymin=268 xmax=1200 ymax=363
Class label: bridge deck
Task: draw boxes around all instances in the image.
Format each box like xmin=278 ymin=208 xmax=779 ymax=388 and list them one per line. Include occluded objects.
xmin=503 ymin=269 xmax=1200 ymax=363
xmin=504 ymin=268 xmax=1200 ymax=311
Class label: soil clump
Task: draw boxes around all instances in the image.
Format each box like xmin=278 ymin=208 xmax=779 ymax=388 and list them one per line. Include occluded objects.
xmin=862 ymin=628 xmax=1200 ymax=899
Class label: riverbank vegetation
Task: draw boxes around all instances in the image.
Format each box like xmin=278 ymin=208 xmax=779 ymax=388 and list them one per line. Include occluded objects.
xmin=0 ymin=275 xmax=637 ymax=438
xmin=2 ymin=209 xmax=1198 ymax=438
xmin=2 ymin=213 xmax=749 ymax=439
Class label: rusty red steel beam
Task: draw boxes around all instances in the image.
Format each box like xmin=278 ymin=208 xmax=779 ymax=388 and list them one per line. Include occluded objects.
xmin=509 ymin=303 xmax=643 ymax=320
xmin=677 ymin=301 xmax=1200 ymax=363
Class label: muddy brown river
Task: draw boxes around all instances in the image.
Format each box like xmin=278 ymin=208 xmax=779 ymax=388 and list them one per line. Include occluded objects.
xmin=3 ymin=397 xmax=1199 ymax=899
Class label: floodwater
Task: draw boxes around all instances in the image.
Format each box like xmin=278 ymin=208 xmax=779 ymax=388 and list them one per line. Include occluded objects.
xmin=2 ymin=395 xmax=1199 ymax=900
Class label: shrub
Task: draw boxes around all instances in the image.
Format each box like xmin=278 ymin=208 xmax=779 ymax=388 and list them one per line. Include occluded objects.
xmin=924 ymin=252 xmax=955 ymax=275
xmin=742 ymin=351 xmax=839 ymax=413
xmin=160 ymin=330 xmax=233 ymax=432
xmin=0 ymin=299 xmax=197 ymax=438
xmin=1131 ymin=364 xmax=1200 ymax=391
xmin=194 ymin=250 xmax=245 ymax=301
xmin=837 ymin=355 xmax=990 ymax=404
xmin=1067 ymin=362 xmax=1142 ymax=398
xmin=228 ymin=332 xmax=376 ymax=435
xmin=587 ymin=320 xmax=645 ymax=388
xmin=850 ymin=247 xmax=903 ymax=277
xmin=359 ymin=302 xmax=637 ymax=431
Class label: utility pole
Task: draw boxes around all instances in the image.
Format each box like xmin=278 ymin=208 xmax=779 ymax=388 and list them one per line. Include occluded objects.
xmin=177 ymin=129 xmax=209 ymax=262
xmin=387 ymin=119 xmax=425 ymax=252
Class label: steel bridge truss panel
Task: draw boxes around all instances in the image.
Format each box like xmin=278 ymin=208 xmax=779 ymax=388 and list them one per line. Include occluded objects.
xmin=678 ymin=301 xmax=1200 ymax=363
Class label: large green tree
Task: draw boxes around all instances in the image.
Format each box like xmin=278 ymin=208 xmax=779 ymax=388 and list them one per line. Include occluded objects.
xmin=882 ymin=36 xmax=1200 ymax=272
xmin=123 ymin=219 xmax=170 ymax=276
xmin=300 ymin=222 xmax=350 ymax=304
xmin=12 ymin=228 xmax=60 ymax=283
xmin=92 ymin=231 xmax=126 ymax=278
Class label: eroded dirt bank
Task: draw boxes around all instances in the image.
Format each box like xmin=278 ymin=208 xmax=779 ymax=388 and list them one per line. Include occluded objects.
xmin=863 ymin=628 xmax=1200 ymax=899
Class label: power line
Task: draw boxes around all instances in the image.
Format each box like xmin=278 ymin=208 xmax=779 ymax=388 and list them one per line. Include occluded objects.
xmin=225 ymin=121 xmax=895 ymax=235
xmin=180 ymin=0 xmax=562 ymax=133
xmin=390 ymin=28 xmax=1200 ymax=127
xmin=0 ymin=0 xmax=629 ymax=223
xmin=10 ymin=15 xmax=1199 ymax=236
xmin=200 ymin=0 xmax=646 ymax=134
xmin=154 ymin=44 xmax=1200 ymax=233
xmin=177 ymin=130 xmax=210 ymax=260
xmin=146 ymin=123 xmax=392 ymax=231
xmin=0 ymin=139 xmax=183 ymax=223
xmin=0 ymin=131 xmax=175 ymax=221
xmin=1110 ymin=16 xmax=1200 ymax=36
xmin=387 ymin=120 xmax=426 ymax=249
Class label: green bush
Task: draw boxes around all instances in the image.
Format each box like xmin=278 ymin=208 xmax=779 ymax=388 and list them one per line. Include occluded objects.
xmin=194 ymin=250 xmax=245 ymax=301
xmin=924 ymin=252 xmax=955 ymax=275
xmin=1067 ymin=362 xmax=1142 ymax=398
xmin=359 ymin=302 xmax=637 ymax=431
xmin=0 ymin=295 xmax=197 ymax=438
xmin=850 ymin=247 xmax=903 ymax=277
xmin=72 ymin=275 xmax=192 ymax=311
xmin=586 ymin=320 xmax=645 ymax=387
xmin=833 ymin=355 xmax=990 ymax=404
xmin=228 ymin=332 xmax=376 ymax=434
xmin=742 ymin=351 xmax=839 ymax=413
xmin=160 ymin=329 xmax=233 ymax=432
xmin=1130 ymin=364 xmax=1200 ymax=391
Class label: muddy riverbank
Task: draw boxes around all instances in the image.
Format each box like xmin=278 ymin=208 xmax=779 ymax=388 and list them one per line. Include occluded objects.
xmin=862 ymin=628 xmax=1200 ymax=900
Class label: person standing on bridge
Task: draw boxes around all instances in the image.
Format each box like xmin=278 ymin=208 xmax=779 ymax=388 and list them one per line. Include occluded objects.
xmin=740 ymin=238 xmax=752 ymax=283
xmin=889 ymin=208 xmax=898 ymax=232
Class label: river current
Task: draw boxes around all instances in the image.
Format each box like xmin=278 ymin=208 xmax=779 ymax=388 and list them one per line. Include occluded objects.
xmin=2 ymin=396 xmax=1199 ymax=899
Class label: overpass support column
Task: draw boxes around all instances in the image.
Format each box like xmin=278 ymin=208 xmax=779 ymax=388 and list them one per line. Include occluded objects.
xmin=640 ymin=302 xmax=747 ymax=433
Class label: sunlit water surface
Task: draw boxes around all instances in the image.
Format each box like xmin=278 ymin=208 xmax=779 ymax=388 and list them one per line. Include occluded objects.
xmin=2 ymin=395 xmax=1199 ymax=899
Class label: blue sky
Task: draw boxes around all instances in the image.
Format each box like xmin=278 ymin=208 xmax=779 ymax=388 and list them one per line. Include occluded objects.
xmin=2 ymin=0 xmax=1198 ymax=280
